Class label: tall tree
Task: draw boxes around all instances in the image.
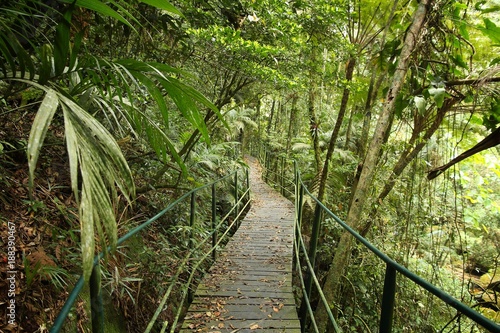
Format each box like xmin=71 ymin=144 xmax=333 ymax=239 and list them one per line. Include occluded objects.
xmin=316 ymin=0 xmax=433 ymax=329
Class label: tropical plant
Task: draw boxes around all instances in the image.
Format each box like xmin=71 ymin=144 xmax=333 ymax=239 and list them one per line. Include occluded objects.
xmin=0 ymin=0 xmax=222 ymax=280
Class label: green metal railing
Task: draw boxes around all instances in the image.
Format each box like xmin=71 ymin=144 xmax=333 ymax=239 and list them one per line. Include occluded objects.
xmin=259 ymin=151 xmax=500 ymax=333
xmin=50 ymin=168 xmax=250 ymax=333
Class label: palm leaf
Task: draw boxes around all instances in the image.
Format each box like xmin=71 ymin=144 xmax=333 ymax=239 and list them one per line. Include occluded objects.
xmin=139 ymin=0 xmax=183 ymax=16
xmin=27 ymin=89 xmax=59 ymax=196
xmin=53 ymin=3 xmax=73 ymax=76
xmin=0 ymin=21 xmax=35 ymax=79
xmin=59 ymin=95 xmax=134 ymax=280
xmin=3 ymin=0 xmax=215 ymax=281
xmin=21 ymin=79 xmax=134 ymax=280
xmin=58 ymin=0 xmax=136 ymax=31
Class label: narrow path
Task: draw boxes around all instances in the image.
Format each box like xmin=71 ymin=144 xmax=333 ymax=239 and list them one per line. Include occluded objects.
xmin=180 ymin=157 xmax=300 ymax=332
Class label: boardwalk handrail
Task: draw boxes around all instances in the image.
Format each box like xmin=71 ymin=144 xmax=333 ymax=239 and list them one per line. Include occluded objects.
xmin=50 ymin=168 xmax=250 ymax=333
xmin=258 ymin=150 xmax=500 ymax=333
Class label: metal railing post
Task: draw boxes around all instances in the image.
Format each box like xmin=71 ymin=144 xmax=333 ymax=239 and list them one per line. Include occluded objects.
xmin=189 ymin=192 xmax=196 ymax=302
xmin=379 ymin=264 xmax=397 ymax=333
xmin=90 ymin=263 xmax=104 ymax=333
xmin=299 ymin=204 xmax=322 ymax=327
xmin=234 ymin=171 xmax=239 ymax=228
xmin=190 ymin=192 xmax=196 ymax=245
xmin=296 ymin=184 xmax=304 ymax=245
xmin=280 ymin=156 xmax=285 ymax=196
xmin=308 ymin=204 xmax=322 ymax=279
xmin=212 ymin=183 xmax=217 ymax=261
xmin=246 ymin=168 xmax=250 ymax=202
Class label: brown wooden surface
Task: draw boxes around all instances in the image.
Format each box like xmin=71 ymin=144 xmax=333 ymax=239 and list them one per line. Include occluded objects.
xmin=180 ymin=157 xmax=300 ymax=332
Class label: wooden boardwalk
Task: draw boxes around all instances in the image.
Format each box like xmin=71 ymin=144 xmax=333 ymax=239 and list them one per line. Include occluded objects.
xmin=180 ymin=157 xmax=300 ymax=333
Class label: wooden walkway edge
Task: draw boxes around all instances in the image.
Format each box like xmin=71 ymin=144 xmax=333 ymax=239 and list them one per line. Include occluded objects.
xmin=180 ymin=157 xmax=300 ymax=333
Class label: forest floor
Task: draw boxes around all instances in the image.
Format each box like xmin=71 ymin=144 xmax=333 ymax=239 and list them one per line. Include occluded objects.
xmin=0 ymin=134 xmax=83 ymax=331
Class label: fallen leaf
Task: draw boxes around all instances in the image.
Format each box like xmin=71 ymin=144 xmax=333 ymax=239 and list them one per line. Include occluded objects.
xmin=250 ymin=324 xmax=261 ymax=330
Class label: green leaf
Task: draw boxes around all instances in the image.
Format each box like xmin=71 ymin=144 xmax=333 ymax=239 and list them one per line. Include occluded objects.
xmin=63 ymin=102 xmax=80 ymax=203
xmin=480 ymin=5 xmax=500 ymax=14
xmin=478 ymin=18 xmax=500 ymax=46
xmin=39 ymin=44 xmax=53 ymax=84
xmin=116 ymin=58 xmax=184 ymax=76
xmin=157 ymin=76 xmax=211 ymax=144
xmin=27 ymin=89 xmax=59 ymax=195
xmin=54 ymin=3 xmax=74 ymax=76
xmin=58 ymin=0 xmax=135 ymax=31
xmin=59 ymin=96 xmax=134 ymax=280
xmin=0 ymin=22 xmax=35 ymax=79
xmin=458 ymin=21 xmax=469 ymax=40
xmin=0 ymin=35 xmax=15 ymax=77
xmin=79 ymin=185 xmax=95 ymax=281
xmin=451 ymin=54 xmax=468 ymax=69
xmin=413 ymin=96 xmax=426 ymax=115
xmin=428 ymin=87 xmax=447 ymax=108
xmin=69 ymin=27 xmax=85 ymax=71
xmin=130 ymin=106 xmax=188 ymax=174
xmin=139 ymin=0 xmax=183 ymax=16
xmin=131 ymin=71 xmax=169 ymax=125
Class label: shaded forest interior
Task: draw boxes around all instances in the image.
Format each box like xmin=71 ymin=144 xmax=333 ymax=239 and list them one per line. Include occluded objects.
xmin=1 ymin=0 xmax=500 ymax=332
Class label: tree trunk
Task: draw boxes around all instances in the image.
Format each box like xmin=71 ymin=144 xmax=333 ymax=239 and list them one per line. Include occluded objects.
xmin=267 ymin=99 xmax=276 ymax=136
xmin=256 ymin=97 xmax=262 ymax=155
xmin=360 ymin=96 xmax=461 ymax=236
xmin=308 ymin=43 xmax=322 ymax=171
xmin=286 ymin=93 xmax=299 ymax=154
xmin=316 ymin=1 xmax=431 ymax=331
xmin=317 ymin=57 xmax=356 ymax=202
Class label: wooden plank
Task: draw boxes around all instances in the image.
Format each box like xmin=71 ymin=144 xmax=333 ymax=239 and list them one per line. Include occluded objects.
xmin=196 ymin=288 xmax=293 ymax=298
xmin=191 ymin=296 xmax=296 ymax=306
xmin=208 ymin=263 xmax=292 ymax=272
xmin=179 ymin=328 xmax=301 ymax=333
xmin=197 ymin=284 xmax=294 ymax=293
xmin=181 ymin=319 xmax=301 ymax=331
xmin=186 ymin=305 xmax=298 ymax=319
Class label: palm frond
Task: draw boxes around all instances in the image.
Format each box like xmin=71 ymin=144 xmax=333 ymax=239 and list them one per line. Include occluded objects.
xmin=1 ymin=0 xmax=217 ymax=281
xmin=19 ymin=81 xmax=135 ymax=280
xmin=60 ymin=94 xmax=135 ymax=280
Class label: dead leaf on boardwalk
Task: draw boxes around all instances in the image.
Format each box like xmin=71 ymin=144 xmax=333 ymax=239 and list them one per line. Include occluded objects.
xmin=273 ymin=306 xmax=279 ymax=312
xmin=218 ymin=323 xmax=225 ymax=329
xmin=250 ymin=324 xmax=261 ymax=330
